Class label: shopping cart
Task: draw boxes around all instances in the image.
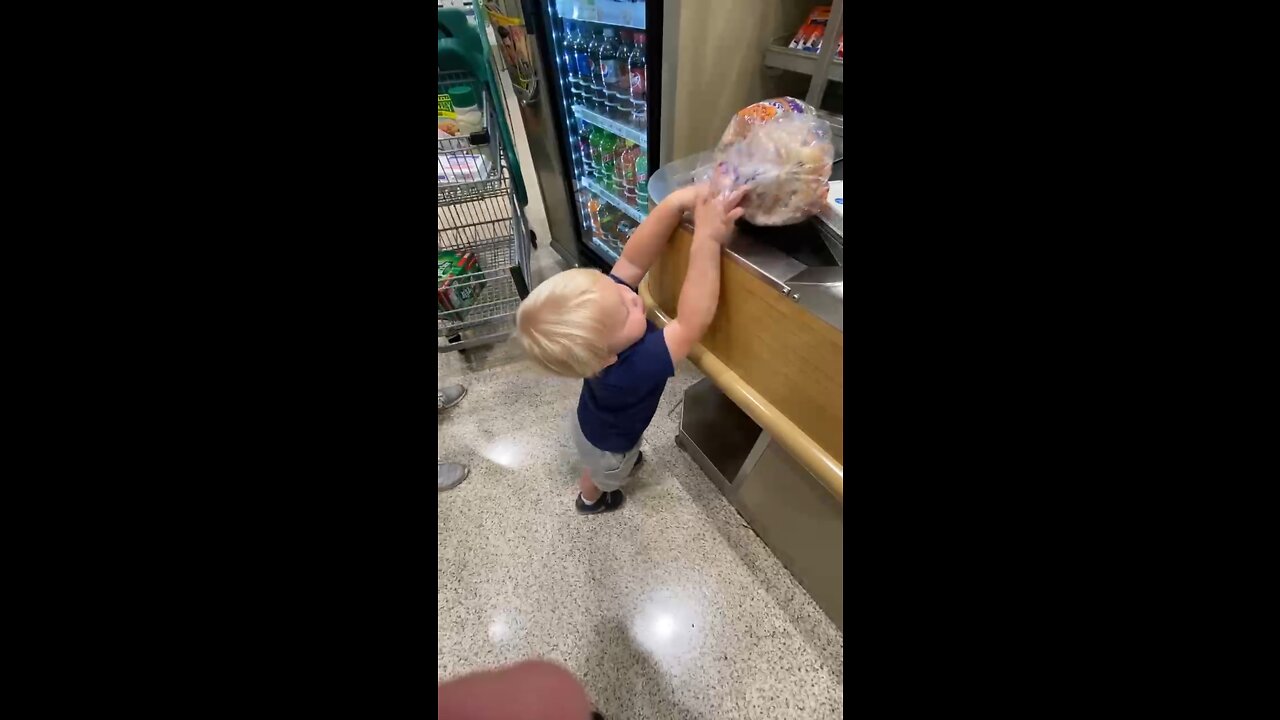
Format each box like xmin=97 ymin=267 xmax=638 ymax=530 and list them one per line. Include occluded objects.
xmin=439 ymin=7 xmax=533 ymax=353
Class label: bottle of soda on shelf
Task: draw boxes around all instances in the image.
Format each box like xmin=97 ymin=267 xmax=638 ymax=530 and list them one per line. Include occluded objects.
xmin=586 ymin=29 xmax=606 ymax=110
xmin=614 ymin=31 xmax=634 ymax=113
xmin=629 ymin=32 xmax=647 ymax=119
xmin=598 ymin=28 xmax=621 ymax=112
xmin=563 ymin=22 xmax=581 ymax=102
xmin=622 ymin=143 xmax=639 ymax=203
xmin=614 ymin=138 xmax=631 ymax=194
xmin=582 ymin=28 xmax=600 ymax=109
xmin=598 ymin=132 xmax=618 ymax=192
xmin=634 ymin=152 xmax=649 ymax=208
xmin=588 ymin=126 xmax=604 ymax=179
xmin=578 ymin=119 xmax=594 ymax=179
xmin=575 ymin=26 xmax=595 ymax=108
xmin=587 ymin=195 xmax=603 ymax=237
xmin=575 ymin=24 xmax=592 ymax=105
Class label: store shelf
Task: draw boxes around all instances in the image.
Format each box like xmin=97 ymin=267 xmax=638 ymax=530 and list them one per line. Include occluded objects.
xmin=573 ymin=105 xmax=647 ymax=147
xmin=763 ymin=35 xmax=843 ymax=82
xmin=558 ymin=0 xmax=645 ymax=29
xmin=583 ymin=177 xmax=646 ymax=223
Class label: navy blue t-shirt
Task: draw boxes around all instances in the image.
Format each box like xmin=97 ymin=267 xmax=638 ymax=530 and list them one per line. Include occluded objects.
xmin=577 ymin=274 xmax=676 ymax=452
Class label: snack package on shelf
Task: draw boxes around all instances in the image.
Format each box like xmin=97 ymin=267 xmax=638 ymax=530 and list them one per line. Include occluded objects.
xmin=837 ymin=32 xmax=843 ymax=60
xmin=438 ymin=250 xmax=487 ymax=318
xmin=788 ymin=6 xmax=831 ymax=54
xmin=694 ymin=97 xmax=834 ymax=226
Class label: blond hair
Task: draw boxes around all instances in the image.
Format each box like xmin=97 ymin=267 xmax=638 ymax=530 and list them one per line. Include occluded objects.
xmin=516 ymin=268 xmax=614 ymax=377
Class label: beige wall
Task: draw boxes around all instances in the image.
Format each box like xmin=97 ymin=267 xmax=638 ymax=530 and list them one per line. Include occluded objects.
xmin=669 ymin=0 xmax=816 ymax=159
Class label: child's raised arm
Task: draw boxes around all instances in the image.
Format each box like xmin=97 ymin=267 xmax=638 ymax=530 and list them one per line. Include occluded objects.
xmin=610 ymin=184 xmax=700 ymax=287
xmin=663 ymin=186 xmax=747 ymax=363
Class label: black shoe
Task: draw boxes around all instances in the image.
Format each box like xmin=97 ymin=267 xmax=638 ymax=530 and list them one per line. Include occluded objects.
xmin=576 ymin=489 xmax=626 ymax=515
xmin=632 ymin=451 xmax=644 ymax=472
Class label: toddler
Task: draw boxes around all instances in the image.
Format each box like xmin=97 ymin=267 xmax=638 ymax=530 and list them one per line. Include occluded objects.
xmin=516 ymin=183 xmax=746 ymax=513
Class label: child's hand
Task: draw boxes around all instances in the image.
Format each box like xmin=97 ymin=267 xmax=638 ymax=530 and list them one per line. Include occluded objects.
xmin=665 ymin=184 xmax=701 ymax=214
xmin=692 ymin=184 xmax=747 ymax=246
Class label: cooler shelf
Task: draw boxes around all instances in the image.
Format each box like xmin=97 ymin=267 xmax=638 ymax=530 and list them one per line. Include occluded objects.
xmin=583 ymin=177 xmax=646 ymax=223
xmin=573 ymin=104 xmax=647 ymax=147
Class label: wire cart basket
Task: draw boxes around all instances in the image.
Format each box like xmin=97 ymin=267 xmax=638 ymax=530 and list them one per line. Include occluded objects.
xmin=439 ymin=9 xmax=533 ymax=353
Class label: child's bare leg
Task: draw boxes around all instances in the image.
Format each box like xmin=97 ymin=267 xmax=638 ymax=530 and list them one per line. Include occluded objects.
xmin=578 ymin=468 xmax=603 ymax=504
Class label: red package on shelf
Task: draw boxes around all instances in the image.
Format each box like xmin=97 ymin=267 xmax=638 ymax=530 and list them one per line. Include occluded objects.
xmin=788 ymin=6 xmax=831 ymax=54
xmin=837 ymin=32 xmax=843 ymax=60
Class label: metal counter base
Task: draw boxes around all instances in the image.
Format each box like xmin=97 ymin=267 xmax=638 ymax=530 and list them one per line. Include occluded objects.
xmin=676 ymin=377 xmax=844 ymax=629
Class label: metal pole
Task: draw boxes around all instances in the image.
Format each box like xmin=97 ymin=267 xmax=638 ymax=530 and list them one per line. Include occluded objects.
xmin=804 ymin=0 xmax=843 ymax=108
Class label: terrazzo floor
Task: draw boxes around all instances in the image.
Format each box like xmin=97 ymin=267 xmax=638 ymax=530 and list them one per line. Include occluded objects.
xmin=438 ymin=342 xmax=844 ymax=719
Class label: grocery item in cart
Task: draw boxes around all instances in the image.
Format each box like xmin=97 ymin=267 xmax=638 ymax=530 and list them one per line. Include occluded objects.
xmin=447 ymin=85 xmax=483 ymax=135
xmin=438 ymin=92 xmax=461 ymax=136
xmin=438 ymin=153 xmax=493 ymax=184
xmin=694 ymin=97 xmax=833 ymax=226
xmin=789 ymin=6 xmax=831 ymax=53
xmin=438 ymin=250 xmax=487 ymax=317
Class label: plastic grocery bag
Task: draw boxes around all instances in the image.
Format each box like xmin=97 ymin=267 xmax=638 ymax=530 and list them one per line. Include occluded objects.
xmin=694 ymin=97 xmax=834 ymax=226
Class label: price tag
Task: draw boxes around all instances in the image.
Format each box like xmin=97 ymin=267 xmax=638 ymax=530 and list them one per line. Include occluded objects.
xmin=571 ymin=0 xmax=598 ymax=22
xmin=622 ymin=2 xmax=643 ymax=27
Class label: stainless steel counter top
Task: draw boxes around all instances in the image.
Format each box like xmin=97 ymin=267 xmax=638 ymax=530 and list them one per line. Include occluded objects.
xmin=650 ymin=154 xmax=845 ymax=333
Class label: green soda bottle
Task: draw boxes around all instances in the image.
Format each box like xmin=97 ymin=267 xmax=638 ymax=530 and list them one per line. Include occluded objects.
xmin=599 ymin=132 xmax=617 ymax=192
xmin=634 ymin=153 xmax=648 ymax=207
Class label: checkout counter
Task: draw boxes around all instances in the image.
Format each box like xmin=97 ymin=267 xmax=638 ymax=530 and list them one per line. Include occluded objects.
xmin=642 ymin=153 xmax=844 ymax=629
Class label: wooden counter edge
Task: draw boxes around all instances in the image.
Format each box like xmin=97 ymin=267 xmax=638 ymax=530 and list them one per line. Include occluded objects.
xmin=639 ymin=277 xmax=844 ymax=503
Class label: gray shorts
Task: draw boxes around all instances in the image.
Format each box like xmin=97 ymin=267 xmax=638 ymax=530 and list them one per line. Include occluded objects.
xmin=570 ymin=412 xmax=642 ymax=492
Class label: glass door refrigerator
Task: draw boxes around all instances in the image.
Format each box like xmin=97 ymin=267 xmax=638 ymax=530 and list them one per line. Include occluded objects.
xmin=529 ymin=0 xmax=665 ymax=270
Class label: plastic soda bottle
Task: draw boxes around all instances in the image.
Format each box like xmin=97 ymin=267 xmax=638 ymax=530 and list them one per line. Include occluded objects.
xmin=578 ymin=120 xmax=594 ymax=178
xmin=634 ymin=152 xmax=649 ymax=207
xmin=614 ymin=139 xmax=631 ymax=194
xmin=622 ymin=144 xmax=639 ymax=203
xmin=599 ymin=132 xmax=617 ymax=191
xmin=614 ymin=31 xmax=634 ymax=113
xmin=588 ymin=127 xmax=604 ymax=178
xmin=598 ymin=28 xmax=621 ymax=111
xmin=585 ymin=29 xmax=606 ymax=109
xmin=588 ymin=195 xmax=602 ymax=236
xmin=564 ymin=22 xmax=582 ymax=102
xmin=629 ymin=32 xmax=647 ymax=119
